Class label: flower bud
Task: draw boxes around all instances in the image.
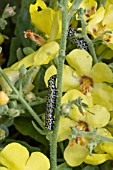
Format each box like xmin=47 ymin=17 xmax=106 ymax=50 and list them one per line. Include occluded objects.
xmin=61 ymin=103 xmax=71 ymax=115
xmin=25 ymin=92 xmax=36 ymax=102
xmin=8 ymin=108 xmax=20 ymax=117
xmin=0 ymin=129 xmax=5 ymax=140
xmin=0 ymin=91 xmax=9 ymax=105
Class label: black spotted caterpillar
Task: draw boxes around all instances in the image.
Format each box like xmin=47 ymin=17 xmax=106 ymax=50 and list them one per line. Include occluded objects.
xmin=68 ymin=27 xmax=89 ymax=52
xmin=45 ymin=75 xmax=57 ymax=131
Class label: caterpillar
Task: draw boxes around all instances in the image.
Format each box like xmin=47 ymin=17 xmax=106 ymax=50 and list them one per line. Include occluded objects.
xmin=68 ymin=27 xmax=89 ymax=52
xmin=45 ymin=75 xmax=57 ymax=131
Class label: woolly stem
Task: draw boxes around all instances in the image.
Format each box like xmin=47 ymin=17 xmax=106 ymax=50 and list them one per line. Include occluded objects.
xmin=49 ymin=0 xmax=68 ymax=169
xmin=78 ymin=8 xmax=98 ymax=64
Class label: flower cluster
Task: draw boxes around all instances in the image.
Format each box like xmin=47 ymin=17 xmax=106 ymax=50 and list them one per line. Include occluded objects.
xmin=1 ymin=0 xmax=113 ymax=169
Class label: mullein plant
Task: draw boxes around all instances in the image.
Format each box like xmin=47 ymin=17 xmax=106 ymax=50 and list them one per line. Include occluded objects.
xmin=1 ymin=0 xmax=113 ymax=170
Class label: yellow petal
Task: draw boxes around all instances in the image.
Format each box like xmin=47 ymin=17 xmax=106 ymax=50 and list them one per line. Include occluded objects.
xmin=66 ymin=49 xmax=92 ymax=76
xmin=10 ymin=43 xmax=57 ymax=72
xmin=107 ymin=43 xmax=113 ymax=50
xmin=34 ymin=41 xmax=59 ymax=65
xmin=94 ymin=128 xmax=112 ymax=154
xmin=84 ymin=154 xmax=112 ymax=165
xmin=88 ymin=6 xmax=104 ymax=24
xmin=86 ymin=105 xmax=110 ymax=128
xmin=64 ymin=141 xmax=89 ymax=166
xmin=0 ymin=167 xmax=9 ymax=170
xmin=99 ymin=139 xmax=113 ymax=157
xmin=44 ymin=65 xmax=80 ymax=92
xmin=0 ymin=69 xmax=19 ymax=93
xmin=86 ymin=6 xmax=105 ymax=37
xmin=97 ymin=128 xmax=112 ymax=137
xmin=80 ymin=0 xmax=97 ymax=20
xmin=44 ymin=65 xmax=57 ymax=87
xmin=0 ymin=91 xmax=9 ymax=105
xmin=91 ymin=63 xmax=113 ymax=83
xmin=0 ymin=143 xmax=29 ymax=170
xmin=49 ymin=10 xmax=62 ymax=41
xmin=57 ymin=117 xmax=75 ymax=142
xmin=62 ymin=65 xmax=80 ymax=92
xmin=62 ymin=89 xmax=89 ymax=103
xmin=24 ymin=152 xmax=50 ymax=170
xmin=91 ymin=83 xmax=113 ymax=111
xmin=29 ymin=0 xmax=54 ymax=36
xmin=107 ymin=0 xmax=113 ymax=3
xmin=102 ymin=3 xmax=113 ymax=30
xmin=30 ymin=0 xmax=47 ymax=13
xmin=10 ymin=51 xmax=37 ymax=70
xmin=61 ymin=89 xmax=92 ymax=121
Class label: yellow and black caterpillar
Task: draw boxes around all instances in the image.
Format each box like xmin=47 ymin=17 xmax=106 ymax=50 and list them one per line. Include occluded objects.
xmin=45 ymin=75 xmax=57 ymax=131
xmin=68 ymin=27 xmax=89 ymax=52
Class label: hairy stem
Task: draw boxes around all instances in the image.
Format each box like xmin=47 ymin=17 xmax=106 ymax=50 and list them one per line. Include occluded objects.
xmin=49 ymin=1 xmax=68 ymax=169
xmin=78 ymin=9 xmax=98 ymax=64
xmin=67 ymin=0 xmax=82 ymax=25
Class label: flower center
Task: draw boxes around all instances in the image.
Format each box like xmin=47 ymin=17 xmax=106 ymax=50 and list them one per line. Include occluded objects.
xmin=74 ymin=120 xmax=89 ymax=146
xmin=76 ymin=120 xmax=89 ymax=132
xmin=93 ymin=25 xmax=106 ymax=36
xmin=85 ymin=6 xmax=96 ymax=18
xmin=102 ymin=33 xmax=113 ymax=43
xmin=80 ymin=75 xmax=94 ymax=94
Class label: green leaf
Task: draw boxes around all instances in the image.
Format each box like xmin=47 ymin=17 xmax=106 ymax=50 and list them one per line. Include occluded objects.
xmin=57 ymin=163 xmax=72 ymax=170
xmin=7 ymin=37 xmax=21 ymax=67
xmin=82 ymin=165 xmax=100 ymax=170
xmin=100 ymin=160 xmax=112 ymax=170
xmin=23 ymin=47 xmax=35 ymax=56
xmin=14 ymin=117 xmax=48 ymax=147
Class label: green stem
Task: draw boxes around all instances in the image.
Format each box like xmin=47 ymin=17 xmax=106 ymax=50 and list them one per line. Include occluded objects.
xmin=49 ymin=1 xmax=68 ymax=169
xmin=78 ymin=9 xmax=98 ymax=64
xmin=58 ymin=142 xmax=64 ymax=155
xmin=67 ymin=0 xmax=82 ymax=25
xmin=71 ymin=127 xmax=113 ymax=143
xmin=0 ymin=67 xmax=45 ymax=131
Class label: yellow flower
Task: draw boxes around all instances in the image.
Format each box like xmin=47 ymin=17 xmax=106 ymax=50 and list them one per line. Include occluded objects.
xmin=79 ymin=0 xmax=97 ymax=20
xmin=10 ymin=41 xmax=59 ymax=70
xmin=66 ymin=49 xmax=113 ymax=111
xmin=86 ymin=1 xmax=113 ymax=49
xmin=45 ymin=49 xmax=113 ymax=111
xmin=58 ymin=90 xmax=110 ymax=142
xmin=57 ymin=90 xmax=111 ymax=166
xmin=84 ymin=153 xmax=112 ymax=165
xmin=0 ymin=91 xmax=9 ymax=105
xmin=29 ymin=0 xmax=62 ymax=41
xmin=0 ymin=143 xmax=50 ymax=170
xmin=64 ymin=139 xmax=89 ymax=167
